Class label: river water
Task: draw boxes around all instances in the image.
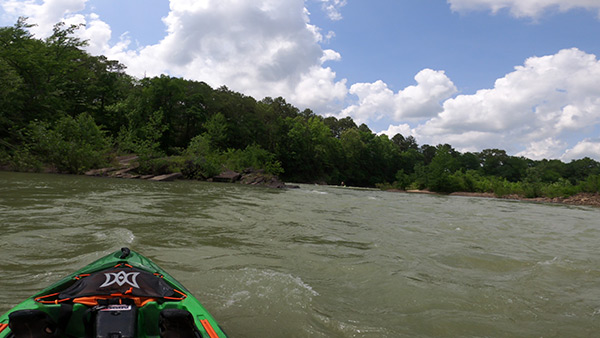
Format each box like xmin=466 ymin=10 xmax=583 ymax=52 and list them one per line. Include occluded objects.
xmin=1 ymin=171 xmax=600 ymax=337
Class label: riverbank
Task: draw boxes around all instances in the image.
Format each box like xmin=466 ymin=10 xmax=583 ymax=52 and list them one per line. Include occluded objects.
xmin=386 ymin=189 xmax=600 ymax=207
xmin=82 ymin=155 xmax=299 ymax=189
xmin=3 ymin=154 xmax=599 ymax=206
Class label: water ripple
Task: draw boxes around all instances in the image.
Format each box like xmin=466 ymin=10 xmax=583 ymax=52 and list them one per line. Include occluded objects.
xmin=2 ymin=173 xmax=600 ymax=337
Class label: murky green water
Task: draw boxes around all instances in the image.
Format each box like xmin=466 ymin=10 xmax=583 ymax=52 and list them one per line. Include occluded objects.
xmin=1 ymin=171 xmax=600 ymax=337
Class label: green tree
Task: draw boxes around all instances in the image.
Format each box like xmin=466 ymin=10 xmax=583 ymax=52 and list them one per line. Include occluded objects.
xmin=420 ymin=144 xmax=437 ymax=165
xmin=181 ymin=134 xmax=222 ymax=179
xmin=426 ymin=144 xmax=461 ymax=192
xmin=22 ymin=113 xmax=110 ymax=173
xmin=278 ymin=116 xmax=339 ymax=182
xmin=398 ymin=148 xmax=424 ymax=175
xmin=477 ymin=149 xmax=529 ymax=181
xmin=565 ymin=157 xmax=600 ymax=183
xmin=117 ymin=109 xmax=167 ymax=160
xmin=223 ymin=144 xmax=283 ymax=176
xmin=0 ymin=57 xmax=24 ymax=141
xmin=526 ymin=159 xmax=566 ymax=183
xmin=459 ymin=152 xmax=481 ymax=172
xmin=203 ymin=112 xmax=229 ymax=151
xmin=339 ymin=128 xmax=368 ymax=186
xmin=323 ymin=116 xmax=357 ymax=138
xmin=392 ymin=133 xmax=419 ymax=152
xmin=0 ymin=18 xmax=128 ymax=141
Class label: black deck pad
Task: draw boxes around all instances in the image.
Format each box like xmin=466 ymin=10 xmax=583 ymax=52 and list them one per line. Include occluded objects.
xmin=59 ymin=267 xmax=176 ymax=299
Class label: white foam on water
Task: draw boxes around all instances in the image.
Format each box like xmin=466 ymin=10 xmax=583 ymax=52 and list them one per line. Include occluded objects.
xmin=313 ymin=311 xmax=389 ymax=337
xmin=31 ymin=271 xmax=54 ymax=283
xmin=302 ymin=189 xmax=328 ymax=195
xmin=537 ymin=257 xmax=559 ymax=265
xmin=255 ymin=269 xmax=319 ymax=297
xmin=220 ymin=268 xmax=319 ymax=310
xmin=224 ymin=290 xmax=251 ymax=308
xmin=92 ymin=228 xmax=135 ymax=244
xmin=116 ymin=228 xmax=136 ymax=244
xmin=237 ymin=268 xmax=319 ymax=297
xmin=92 ymin=232 xmax=107 ymax=240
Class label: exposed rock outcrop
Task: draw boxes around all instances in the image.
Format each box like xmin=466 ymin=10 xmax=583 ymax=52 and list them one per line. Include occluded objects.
xmin=85 ymin=155 xmax=140 ymax=178
xmin=149 ymin=173 xmax=183 ymax=182
xmin=84 ymin=155 xmax=298 ymax=189
xmin=240 ymin=170 xmax=285 ymax=188
xmin=525 ymin=193 xmax=600 ymax=207
xmin=213 ymin=168 xmax=299 ymax=189
xmin=212 ymin=170 xmax=242 ymax=183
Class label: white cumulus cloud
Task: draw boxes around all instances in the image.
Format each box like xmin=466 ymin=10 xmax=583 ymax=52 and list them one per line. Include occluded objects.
xmin=0 ymin=0 xmax=88 ymax=36
xmin=318 ymin=0 xmax=347 ymax=21
xmin=516 ymin=138 xmax=567 ymax=160
xmin=1 ymin=0 xmax=349 ymax=113
xmin=447 ymin=0 xmax=600 ymax=19
xmin=97 ymin=0 xmax=348 ymax=113
xmin=562 ymin=139 xmax=600 ymax=161
xmin=378 ymin=124 xmax=414 ymax=138
xmin=340 ymin=69 xmax=457 ymax=124
xmin=0 ymin=0 xmax=121 ymax=58
xmin=414 ymin=48 xmax=600 ymax=159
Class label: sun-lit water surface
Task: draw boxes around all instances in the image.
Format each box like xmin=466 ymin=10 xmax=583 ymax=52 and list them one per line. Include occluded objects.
xmin=1 ymin=171 xmax=600 ymax=337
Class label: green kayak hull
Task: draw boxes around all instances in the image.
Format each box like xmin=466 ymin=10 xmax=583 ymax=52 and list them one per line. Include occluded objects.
xmin=0 ymin=248 xmax=228 ymax=338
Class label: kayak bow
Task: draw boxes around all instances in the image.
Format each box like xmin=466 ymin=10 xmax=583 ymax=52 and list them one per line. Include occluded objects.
xmin=0 ymin=248 xmax=228 ymax=338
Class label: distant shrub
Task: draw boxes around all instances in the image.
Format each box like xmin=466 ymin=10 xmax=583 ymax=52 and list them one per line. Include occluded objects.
xmin=115 ymin=110 xmax=167 ymax=160
xmin=470 ymin=173 xmax=495 ymax=193
xmin=137 ymin=157 xmax=181 ymax=176
xmin=180 ymin=135 xmax=223 ymax=179
xmin=21 ymin=114 xmax=110 ymax=173
xmin=222 ymin=144 xmax=283 ymax=176
xmin=375 ymin=182 xmax=394 ymax=190
xmin=579 ymin=174 xmax=600 ymax=193
xmin=7 ymin=147 xmax=44 ymax=172
xmin=393 ymin=170 xmax=412 ymax=190
xmin=540 ymin=178 xmax=580 ymax=198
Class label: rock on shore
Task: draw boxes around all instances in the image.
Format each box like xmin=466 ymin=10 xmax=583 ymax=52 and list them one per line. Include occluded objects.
xmin=524 ymin=193 xmax=600 ymax=207
xmin=214 ymin=168 xmax=299 ymax=189
xmin=238 ymin=168 xmax=299 ymax=189
xmin=386 ymin=189 xmax=600 ymax=207
xmin=85 ymin=155 xmax=298 ymax=189
xmin=449 ymin=191 xmax=600 ymax=207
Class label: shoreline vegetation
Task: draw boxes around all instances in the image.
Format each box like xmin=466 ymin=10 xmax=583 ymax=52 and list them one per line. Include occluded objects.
xmin=389 ymin=189 xmax=600 ymax=208
xmin=1 ymin=19 xmax=600 ymax=208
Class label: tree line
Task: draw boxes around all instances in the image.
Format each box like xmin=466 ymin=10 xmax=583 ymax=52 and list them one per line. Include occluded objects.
xmin=1 ymin=19 xmax=599 ymax=197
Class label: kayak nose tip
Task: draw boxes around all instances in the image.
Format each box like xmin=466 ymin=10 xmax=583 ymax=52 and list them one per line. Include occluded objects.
xmin=120 ymin=247 xmax=131 ymax=259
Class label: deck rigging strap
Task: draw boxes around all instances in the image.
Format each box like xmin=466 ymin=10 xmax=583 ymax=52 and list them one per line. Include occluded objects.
xmin=35 ymin=266 xmax=186 ymax=305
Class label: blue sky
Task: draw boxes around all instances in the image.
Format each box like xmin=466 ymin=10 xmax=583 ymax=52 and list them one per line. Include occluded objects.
xmin=86 ymin=0 xmax=168 ymax=47
xmin=315 ymin=2 xmax=600 ymax=91
xmin=2 ymin=0 xmax=600 ymax=161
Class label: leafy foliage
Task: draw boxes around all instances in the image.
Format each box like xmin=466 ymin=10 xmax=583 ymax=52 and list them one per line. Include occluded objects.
xmin=1 ymin=18 xmax=600 ymax=198
xmin=222 ymin=144 xmax=283 ymax=176
xmin=15 ymin=114 xmax=110 ymax=173
xmin=180 ymin=135 xmax=223 ymax=179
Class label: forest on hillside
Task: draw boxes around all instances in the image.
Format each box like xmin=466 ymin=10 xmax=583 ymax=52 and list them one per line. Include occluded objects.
xmin=1 ymin=20 xmax=600 ymax=198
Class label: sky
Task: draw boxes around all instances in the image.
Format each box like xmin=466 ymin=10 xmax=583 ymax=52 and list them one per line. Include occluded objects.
xmin=2 ymin=0 xmax=600 ymax=161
